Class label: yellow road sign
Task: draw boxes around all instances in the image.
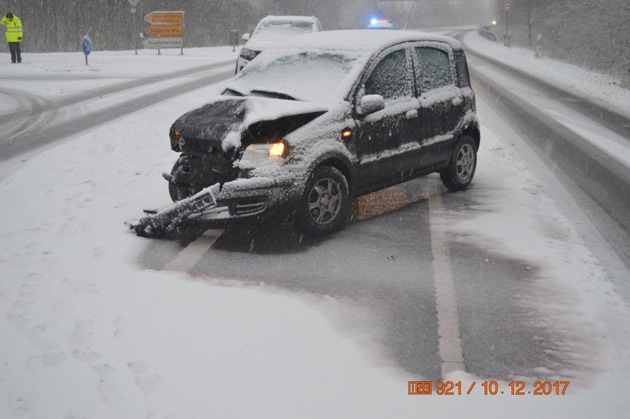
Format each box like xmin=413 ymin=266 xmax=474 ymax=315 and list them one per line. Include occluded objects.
xmin=145 ymin=25 xmax=184 ymax=37
xmin=144 ymin=11 xmax=184 ymax=25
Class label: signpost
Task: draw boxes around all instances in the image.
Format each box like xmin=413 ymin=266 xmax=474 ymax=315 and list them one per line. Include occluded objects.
xmin=503 ymin=1 xmax=512 ymax=47
xmin=145 ymin=11 xmax=184 ymax=25
xmin=142 ymin=37 xmax=184 ymax=49
xmin=81 ymin=35 xmax=92 ymax=66
xmin=143 ymin=11 xmax=184 ymax=55
xmin=145 ymin=25 xmax=184 ymax=37
xmin=129 ymin=0 xmax=141 ymax=55
xmin=229 ymin=29 xmax=239 ymax=52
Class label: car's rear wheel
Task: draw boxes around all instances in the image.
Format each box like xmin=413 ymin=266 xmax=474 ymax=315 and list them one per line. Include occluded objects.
xmin=440 ymin=135 xmax=477 ymax=191
xmin=295 ymin=166 xmax=349 ymax=236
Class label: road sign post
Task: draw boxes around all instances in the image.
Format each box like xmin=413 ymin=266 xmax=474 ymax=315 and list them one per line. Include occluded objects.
xmin=81 ymin=35 xmax=92 ymax=66
xmin=503 ymin=1 xmax=512 ymax=47
xmin=145 ymin=25 xmax=184 ymax=37
xmin=143 ymin=11 xmax=184 ymax=55
xmin=144 ymin=11 xmax=184 ymax=25
xmin=129 ymin=0 xmax=141 ymax=55
xmin=142 ymin=37 xmax=184 ymax=49
xmin=131 ymin=8 xmax=138 ymax=55
xmin=229 ymin=29 xmax=239 ymax=52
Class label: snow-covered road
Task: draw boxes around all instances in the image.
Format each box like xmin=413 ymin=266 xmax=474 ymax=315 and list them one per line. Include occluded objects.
xmin=1 ymin=33 xmax=630 ymax=418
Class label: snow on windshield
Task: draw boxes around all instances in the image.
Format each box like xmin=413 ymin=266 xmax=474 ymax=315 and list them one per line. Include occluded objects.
xmin=253 ymin=21 xmax=315 ymax=40
xmin=228 ymin=49 xmax=365 ymax=104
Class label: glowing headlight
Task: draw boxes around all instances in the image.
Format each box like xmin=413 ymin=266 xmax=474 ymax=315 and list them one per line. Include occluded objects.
xmin=268 ymin=142 xmax=285 ymax=157
xmin=245 ymin=142 xmax=287 ymax=158
xmin=239 ymin=48 xmax=258 ymax=60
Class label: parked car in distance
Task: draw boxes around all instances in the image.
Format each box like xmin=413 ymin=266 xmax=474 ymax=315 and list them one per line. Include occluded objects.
xmin=235 ymin=15 xmax=323 ymax=74
xmin=162 ymin=30 xmax=479 ymax=237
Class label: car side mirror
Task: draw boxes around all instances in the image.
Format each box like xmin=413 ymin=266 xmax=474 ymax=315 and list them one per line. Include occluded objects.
xmin=357 ymin=95 xmax=385 ymax=115
xmin=242 ymin=33 xmax=250 ymax=41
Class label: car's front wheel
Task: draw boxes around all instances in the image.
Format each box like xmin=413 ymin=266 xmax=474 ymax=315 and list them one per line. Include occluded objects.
xmin=440 ymin=135 xmax=477 ymax=191
xmin=295 ymin=166 xmax=349 ymax=236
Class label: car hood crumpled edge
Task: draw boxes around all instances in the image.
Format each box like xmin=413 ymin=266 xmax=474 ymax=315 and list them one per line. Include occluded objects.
xmin=172 ymin=96 xmax=329 ymax=152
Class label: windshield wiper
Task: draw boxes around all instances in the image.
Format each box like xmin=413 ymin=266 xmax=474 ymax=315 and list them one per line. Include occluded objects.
xmin=222 ymin=87 xmax=246 ymax=97
xmin=250 ymin=89 xmax=296 ymax=101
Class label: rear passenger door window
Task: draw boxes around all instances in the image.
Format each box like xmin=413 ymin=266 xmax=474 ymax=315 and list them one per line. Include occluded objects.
xmin=415 ymin=47 xmax=453 ymax=92
xmin=413 ymin=45 xmax=463 ymax=141
xmin=454 ymin=51 xmax=471 ymax=88
xmin=410 ymin=44 xmax=464 ymax=168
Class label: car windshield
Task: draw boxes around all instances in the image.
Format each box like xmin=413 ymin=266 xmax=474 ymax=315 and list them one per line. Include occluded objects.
xmin=226 ymin=49 xmax=365 ymax=104
xmin=253 ymin=21 xmax=315 ymax=40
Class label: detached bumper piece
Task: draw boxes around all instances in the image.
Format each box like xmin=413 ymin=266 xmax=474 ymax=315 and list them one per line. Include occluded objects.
xmin=127 ymin=188 xmax=224 ymax=239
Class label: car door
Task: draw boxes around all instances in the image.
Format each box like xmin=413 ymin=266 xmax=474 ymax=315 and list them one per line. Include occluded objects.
xmin=409 ymin=44 xmax=465 ymax=170
xmin=353 ymin=46 xmax=420 ymax=190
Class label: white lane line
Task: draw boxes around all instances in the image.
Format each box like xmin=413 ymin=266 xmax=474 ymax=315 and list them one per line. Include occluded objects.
xmin=428 ymin=184 xmax=465 ymax=376
xmin=163 ymin=229 xmax=224 ymax=272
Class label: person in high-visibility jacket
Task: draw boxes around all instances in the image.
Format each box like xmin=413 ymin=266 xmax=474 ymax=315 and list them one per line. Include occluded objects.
xmin=0 ymin=12 xmax=23 ymax=63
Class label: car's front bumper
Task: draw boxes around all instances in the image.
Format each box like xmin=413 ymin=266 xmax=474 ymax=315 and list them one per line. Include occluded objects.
xmin=196 ymin=177 xmax=298 ymax=222
xmin=130 ymin=176 xmax=300 ymax=238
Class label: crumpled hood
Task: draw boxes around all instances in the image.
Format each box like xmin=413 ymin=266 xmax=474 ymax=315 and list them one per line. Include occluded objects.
xmin=171 ymin=96 xmax=328 ymax=151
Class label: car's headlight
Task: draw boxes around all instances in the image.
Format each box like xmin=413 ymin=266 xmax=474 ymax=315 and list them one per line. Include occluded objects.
xmin=170 ymin=129 xmax=185 ymax=151
xmin=244 ymin=142 xmax=287 ymax=158
xmin=239 ymin=48 xmax=258 ymax=60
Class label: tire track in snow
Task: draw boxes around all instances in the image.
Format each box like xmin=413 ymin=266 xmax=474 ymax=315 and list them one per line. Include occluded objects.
xmin=0 ymin=60 xmax=233 ymax=162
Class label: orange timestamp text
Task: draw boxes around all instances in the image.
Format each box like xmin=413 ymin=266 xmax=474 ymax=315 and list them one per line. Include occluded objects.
xmin=408 ymin=380 xmax=570 ymax=396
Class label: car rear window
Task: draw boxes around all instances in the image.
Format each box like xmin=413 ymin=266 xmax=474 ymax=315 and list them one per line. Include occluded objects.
xmin=454 ymin=51 xmax=471 ymax=88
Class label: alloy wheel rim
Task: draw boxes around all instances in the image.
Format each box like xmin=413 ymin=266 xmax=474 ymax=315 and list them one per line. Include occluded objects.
xmin=456 ymin=144 xmax=475 ymax=182
xmin=308 ymin=178 xmax=342 ymax=225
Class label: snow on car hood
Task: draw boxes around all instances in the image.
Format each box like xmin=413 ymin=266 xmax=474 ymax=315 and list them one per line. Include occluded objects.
xmin=171 ymin=96 xmax=328 ymax=151
xmin=243 ymin=35 xmax=291 ymax=52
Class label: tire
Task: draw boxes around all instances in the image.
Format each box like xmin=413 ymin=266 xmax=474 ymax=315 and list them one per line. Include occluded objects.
xmin=169 ymin=182 xmax=202 ymax=202
xmin=168 ymin=181 xmax=179 ymax=202
xmin=167 ymin=162 xmax=199 ymax=202
xmin=440 ymin=135 xmax=477 ymax=191
xmin=294 ymin=166 xmax=350 ymax=236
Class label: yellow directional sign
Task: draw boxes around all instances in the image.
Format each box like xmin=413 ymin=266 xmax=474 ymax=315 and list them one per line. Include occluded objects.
xmin=145 ymin=25 xmax=184 ymax=37
xmin=144 ymin=11 xmax=184 ymax=25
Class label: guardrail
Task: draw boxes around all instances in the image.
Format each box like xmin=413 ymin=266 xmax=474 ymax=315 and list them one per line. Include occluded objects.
xmin=478 ymin=25 xmax=499 ymax=42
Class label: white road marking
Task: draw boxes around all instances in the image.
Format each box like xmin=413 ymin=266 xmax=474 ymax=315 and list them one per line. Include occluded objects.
xmin=163 ymin=229 xmax=224 ymax=272
xmin=428 ymin=184 xmax=465 ymax=376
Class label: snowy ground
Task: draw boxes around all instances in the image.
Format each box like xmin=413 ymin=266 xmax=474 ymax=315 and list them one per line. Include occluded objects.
xmin=1 ymin=36 xmax=630 ymax=418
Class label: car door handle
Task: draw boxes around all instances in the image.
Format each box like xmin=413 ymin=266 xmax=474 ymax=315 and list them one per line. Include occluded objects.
xmin=405 ymin=109 xmax=418 ymax=120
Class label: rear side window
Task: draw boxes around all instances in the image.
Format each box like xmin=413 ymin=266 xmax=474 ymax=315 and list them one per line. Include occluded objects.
xmin=365 ymin=49 xmax=411 ymax=100
xmin=454 ymin=52 xmax=471 ymax=88
xmin=414 ymin=47 xmax=453 ymax=92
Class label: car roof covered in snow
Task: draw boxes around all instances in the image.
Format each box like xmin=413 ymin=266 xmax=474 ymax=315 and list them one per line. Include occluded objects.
xmin=271 ymin=30 xmax=463 ymax=53
xmin=258 ymin=15 xmax=320 ymax=24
